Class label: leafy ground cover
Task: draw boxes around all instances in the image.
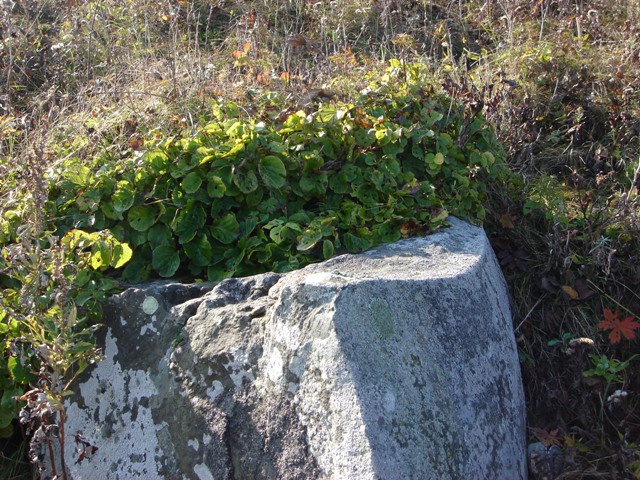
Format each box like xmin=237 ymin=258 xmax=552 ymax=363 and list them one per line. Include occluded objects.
xmin=1 ymin=0 xmax=639 ymax=478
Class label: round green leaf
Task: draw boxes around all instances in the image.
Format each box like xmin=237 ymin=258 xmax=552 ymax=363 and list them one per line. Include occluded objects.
xmin=152 ymin=245 xmax=181 ymax=277
xmin=353 ymin=128 xmax=376 ymax=147
xmin=7 ymin=357 xmax=30 ymax=383
xmin=211 ymin=213 xmax=240 ymax=244
xmin=128 ymin=205 xmax=157 ymax=232
xmin=259 ymin=155 xmax=287 ymax=189
xmin=90 ymin=241 xmax=111 ymax=270
xmin=297 ymin=227 xmax=322 ymax=251
xmin=112 ymin=181 xmax=135 ymax=213
xmin=0 ymin=409 xmax=15 ymax=430
xmin=173 ymin=202 xmax=207 ymax=244
xmin=147 ymin=224 xmax=174 ymax=248
xmin=146 ymin=149 xmax=169 ymax=172
xmin=1 ymin=388 xmax=23 ymax=413
xmin=329 ymin=171 xmax=349 ymax=194
xmin=233 ymin=168 xmax=259 ymax=194
xmin=184 ymin=234 xmax=214 ymax=267
xmin=101 ymin=201 xmax=123 ymax=220
xmin=181 ymin=171 xmax=203 ymax=194
xmin=206 ymin=175 xmax=227 ymax=198
xmin=299 ymin=173 xmax=328 ymax=197
xmin=112 ymin=242 xmax=133 ymax=269
xmin=343 ymin=231 xmax=372 ymax=253
xmin=207 ymin=266 xmax=233 ymax=281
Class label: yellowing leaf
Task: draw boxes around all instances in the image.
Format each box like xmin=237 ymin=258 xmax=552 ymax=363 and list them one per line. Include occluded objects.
xmin=561 ymin=285 xmax=579 ymax=300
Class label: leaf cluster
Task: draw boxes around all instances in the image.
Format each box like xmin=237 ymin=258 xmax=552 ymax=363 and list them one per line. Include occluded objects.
xmin=0 ymin=228 xmax=130 ymax=441
xmin=47 ymin=67 xmax=507 ymax=282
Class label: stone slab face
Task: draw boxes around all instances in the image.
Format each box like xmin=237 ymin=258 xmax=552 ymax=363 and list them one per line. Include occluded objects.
xmin=61 ymin=217 xmax=527 ymax=479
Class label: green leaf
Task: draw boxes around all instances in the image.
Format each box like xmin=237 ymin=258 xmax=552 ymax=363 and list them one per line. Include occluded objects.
xmin=147 ymin=224 xmax=173 ymax=248
xmin=0 ymin=422 xmax=13 ymax=438
xmin=184 ymin=234 xmax=214 ymax=267
xmin=172 ymin=202 xmax=207 ymax=244
xmin=353 ymin=129 xmax=376 ymax=147
xmin=233 ymin=168 xmax=259 ymax=194
xmin=372 ymin=221 xmax=402 ymax=244
xmin=101 ymin=201 xmax=123 ymax=220
xmin=343 ymin=231 xmax=372 ymax=253
xmin=316 ymin=106 xmax=337 ymax=123
xmin=424 ymin=110 xmax=443 ymax=127
xmin=302 ymin=153 xmax=324 ymax=173
xmin=7 ymin=357 xmax=30 ymax=383
xmin=322 ymin=239 xmax=334 ymax=259
xmin=90 ymin=241 xmax=111 ymax=270
xmin=145 ymin=149 xmax=169 ymax=172
xmin=112 ymin=180 xmax=135 ymax=213
xmin=207 ymin=266 xmax=233 ymax=281
xmin=245 ymin=187 xmax=264 ymax=207
xmin=63 ymin=164 xmax=92 ymax=187
xmin=0 ymin=409 xmax=14 ymax=430
xmin=123 ymin=255 xmax=150 ymax=283
xmin=299 ymin=173 xmax=328 ymax=197
xmin=211 ymin=213 xmax=240 ymax=244
xmin=239 ymin=215 xmax=259 ymax=239
xmin=112 ymin=242 xmax=133 ymax=269
xmin=259 ymin=155 xmax=287 ymax=189
xmin=206 ymin=175 xmax=227 ymax=198
xmin=269 ymin=222 xmax=301 ymax=245
xmin=152 ymin=245 xmax=181 ymax=277
xmin=181 ymin=171 xmax=203 ymax=194
xmin=1 ymin=388 xmax=23 ymax=411
xmin=297 ymin=227 xmax=322 ymax=251
xmin=128 ymin=205 xmax=157 ymax=232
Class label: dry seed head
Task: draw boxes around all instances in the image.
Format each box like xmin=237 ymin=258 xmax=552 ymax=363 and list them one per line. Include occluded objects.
xmin=568 ymin=337 xmax=594 ymax=348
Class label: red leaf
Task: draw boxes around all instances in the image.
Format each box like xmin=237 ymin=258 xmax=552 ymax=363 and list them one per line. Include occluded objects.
xmin=597 ymin=309 xmax=640 ymax=344
xmin=530 ymin=427 xmax=562 ymax=447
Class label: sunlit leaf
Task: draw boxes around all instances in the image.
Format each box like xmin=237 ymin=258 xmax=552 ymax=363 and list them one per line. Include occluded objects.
xmin=112 ymin=181 xmax=135 ymax=213
xmin=297 ymin=227 xmax=322 ymax=251
xmin=112 ymin=242 xmax=133 ymax=269
xmin=207 ymin=175 xmax=227 ymax=198
xmin=181 ymin=171 xmax=203 ymax=194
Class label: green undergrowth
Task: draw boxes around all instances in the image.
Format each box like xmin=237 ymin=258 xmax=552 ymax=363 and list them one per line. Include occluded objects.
xmin=44 ymin=64 xmax=507 ymax=282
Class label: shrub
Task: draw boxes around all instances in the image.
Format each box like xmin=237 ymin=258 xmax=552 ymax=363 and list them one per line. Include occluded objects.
xmin=47 ymin=62 xmax=508 ymax=282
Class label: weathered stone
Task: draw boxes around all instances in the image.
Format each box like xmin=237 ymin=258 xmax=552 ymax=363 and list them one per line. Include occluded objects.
xmin=61 ymin=217 xmax=527 ymax=479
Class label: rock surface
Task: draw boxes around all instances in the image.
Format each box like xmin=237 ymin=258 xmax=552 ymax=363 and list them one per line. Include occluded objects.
xmin=61 ymin=217 xmax=527 ymax=479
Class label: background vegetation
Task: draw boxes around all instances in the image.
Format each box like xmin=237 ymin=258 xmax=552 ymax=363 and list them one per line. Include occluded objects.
xmin=1 ymin=0 xmax=639 ymax=478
